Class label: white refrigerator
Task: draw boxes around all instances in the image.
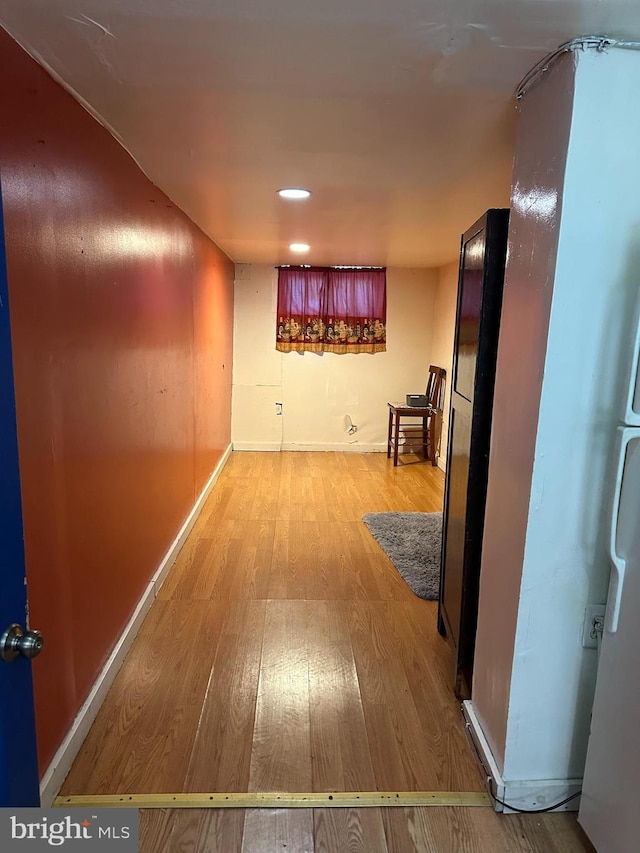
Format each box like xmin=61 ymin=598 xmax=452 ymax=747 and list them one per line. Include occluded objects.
xmin=579 ymin=315 xmax=640 ymax=852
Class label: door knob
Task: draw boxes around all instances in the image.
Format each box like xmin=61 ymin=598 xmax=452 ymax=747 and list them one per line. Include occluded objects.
xmin=0 ymin=623 xmax=44 ymax=662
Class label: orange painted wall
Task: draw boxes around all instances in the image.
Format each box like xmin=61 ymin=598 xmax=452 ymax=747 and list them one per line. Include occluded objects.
xmin=472 ymin=53 xmax=573 ymax=771
xmin=0 ymin=29 xmax=234 ymax=774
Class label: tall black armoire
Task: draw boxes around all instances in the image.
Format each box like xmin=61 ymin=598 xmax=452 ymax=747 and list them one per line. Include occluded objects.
xmin=437 ymin=209 xmax=509 ymax=699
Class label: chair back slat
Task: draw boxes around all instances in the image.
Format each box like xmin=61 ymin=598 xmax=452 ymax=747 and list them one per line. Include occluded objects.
xmin=425 ymin=365 xmax=446 ymax=409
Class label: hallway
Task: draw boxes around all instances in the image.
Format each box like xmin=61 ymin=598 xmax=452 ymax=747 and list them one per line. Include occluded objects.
xmin=57 ymin=451 xmax=594 ymax=851
xmin=60 ymin=450 xmax=480 ymax=795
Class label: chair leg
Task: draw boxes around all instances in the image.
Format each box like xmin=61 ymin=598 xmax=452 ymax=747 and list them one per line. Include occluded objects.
xmin=393 ymin=413 xmax=400 ymax=466
xmin=429 ymin=414 xmax=438 ymax=466
xmin=422 ymin=416 xmax=429 ymax=461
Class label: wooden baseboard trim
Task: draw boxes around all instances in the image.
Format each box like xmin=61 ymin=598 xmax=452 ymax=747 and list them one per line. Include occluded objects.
xmin=39 ymin=444 xmax=233 ymax=807
xmin=54 ymin=791 xmax=492 ymax=810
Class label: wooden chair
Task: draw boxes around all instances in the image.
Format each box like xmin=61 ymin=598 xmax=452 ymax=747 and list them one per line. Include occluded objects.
xmin=387 ymin=366 xmax=446 ymax=466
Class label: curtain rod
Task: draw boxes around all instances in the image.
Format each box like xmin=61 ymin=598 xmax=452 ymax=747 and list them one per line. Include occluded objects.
xmin=276 ymin=265 xmax=386 ymax=271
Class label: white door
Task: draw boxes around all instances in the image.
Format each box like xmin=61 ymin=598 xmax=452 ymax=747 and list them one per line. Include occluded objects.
xmin=579 ymin=430 xmax=640 ymax=852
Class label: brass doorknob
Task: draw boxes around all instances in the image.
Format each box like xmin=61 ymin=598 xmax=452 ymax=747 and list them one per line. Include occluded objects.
xmin=0 ymin=623 xmax=44 ymax=662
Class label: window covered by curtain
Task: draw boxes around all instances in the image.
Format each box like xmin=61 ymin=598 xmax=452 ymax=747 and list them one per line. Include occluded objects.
xmin=276 ymin=267 xmax=386 ymax=353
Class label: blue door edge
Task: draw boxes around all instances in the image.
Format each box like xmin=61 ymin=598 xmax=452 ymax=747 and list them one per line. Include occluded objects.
xmin=0 ymin=176 xmax=41 ymax=806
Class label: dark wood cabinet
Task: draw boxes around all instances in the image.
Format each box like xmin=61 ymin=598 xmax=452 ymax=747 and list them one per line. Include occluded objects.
xmin=438 ymin=209 xmax=509 ymax=699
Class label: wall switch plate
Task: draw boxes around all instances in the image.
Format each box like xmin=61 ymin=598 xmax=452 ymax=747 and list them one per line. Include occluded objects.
xmin=582 ymin=604 xmax=606 ymax=648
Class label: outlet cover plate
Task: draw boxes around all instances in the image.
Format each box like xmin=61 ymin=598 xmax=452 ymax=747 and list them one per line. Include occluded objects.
xmin=582 ymin=604 xmax=606 ymax=649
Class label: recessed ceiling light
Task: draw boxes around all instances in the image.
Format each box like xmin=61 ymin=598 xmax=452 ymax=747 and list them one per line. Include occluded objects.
xmin=290 ymin=243 xmax=310 ymax=253
xmin=278 ymin=188 xmax=311 ymax=200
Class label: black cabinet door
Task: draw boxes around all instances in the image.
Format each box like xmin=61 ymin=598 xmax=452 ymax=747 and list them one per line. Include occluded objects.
xmin=438 ymin=209 xmax=509 ymax=698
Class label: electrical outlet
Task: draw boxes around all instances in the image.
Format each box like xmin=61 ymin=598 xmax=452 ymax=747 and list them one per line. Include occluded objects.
xmin=582 ymin=604 xmax=606 ymax=649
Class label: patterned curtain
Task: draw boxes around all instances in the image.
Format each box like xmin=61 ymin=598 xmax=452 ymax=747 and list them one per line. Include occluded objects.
xmin=276 ymin=267 xmax=386 ymax=354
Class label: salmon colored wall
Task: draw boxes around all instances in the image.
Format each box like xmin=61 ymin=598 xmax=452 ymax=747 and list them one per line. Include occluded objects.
xmin=0 ymin=29 xmax=234 ymax=774
xmin=471 ymin=53 xmax=574 ymax=772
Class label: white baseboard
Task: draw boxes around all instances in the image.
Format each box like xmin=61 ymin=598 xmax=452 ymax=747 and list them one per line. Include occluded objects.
xmin=233 ymin=442 xmax=386 ymax=452
xmin=39 ymin=443 xmax=232 ymax=806
xmin=462 ymin=701 xmax=581 ymax=814
xmin=232 ymin=441 xmax=386 ymax=453
xmin=232 ymin=441 xmax=282 ymax=451
xmin=281 ymin=442 xmax=386 ymax=452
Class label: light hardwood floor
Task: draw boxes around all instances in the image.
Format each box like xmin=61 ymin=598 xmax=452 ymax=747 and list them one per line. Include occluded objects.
xmin=61 ymin=451 xmax=594 ymax=852
xmin=139 ymin=804 xmax=594 ymax=853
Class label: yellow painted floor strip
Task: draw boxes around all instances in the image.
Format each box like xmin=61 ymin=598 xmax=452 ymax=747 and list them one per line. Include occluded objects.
xmin=54 ymin=791 xmax=492 ymax=810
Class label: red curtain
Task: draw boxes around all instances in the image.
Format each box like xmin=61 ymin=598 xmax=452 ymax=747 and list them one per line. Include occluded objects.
xmin=276 ymin=267 xmax=386 ymax=353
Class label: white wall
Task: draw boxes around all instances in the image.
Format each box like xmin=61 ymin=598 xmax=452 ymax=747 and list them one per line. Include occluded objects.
xmin=231 ymin=265 xmax=284 ymax=450
xmin=232 ymin=264 xmax=438 ymax=451
xmin=474 ymin=46 xmax=640 ymax=786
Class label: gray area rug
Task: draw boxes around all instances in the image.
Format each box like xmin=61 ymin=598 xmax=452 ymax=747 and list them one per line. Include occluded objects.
xmin=362 ymin=511 xmax=442 ymax=600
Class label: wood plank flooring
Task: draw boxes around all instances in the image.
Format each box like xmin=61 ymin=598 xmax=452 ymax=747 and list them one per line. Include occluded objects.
xmin=60 ymin=451 xmax=594 ymax=852
xmin=139 ymin=806 xmax=594 ymax=853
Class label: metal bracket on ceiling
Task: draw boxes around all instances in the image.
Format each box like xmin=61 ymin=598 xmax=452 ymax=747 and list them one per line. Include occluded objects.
xmin=515 ymin=35 xmax=640 ymax=101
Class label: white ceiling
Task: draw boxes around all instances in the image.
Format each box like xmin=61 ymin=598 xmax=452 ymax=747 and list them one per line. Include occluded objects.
xmin=1 ymin=1 xmax=640 ymax=268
